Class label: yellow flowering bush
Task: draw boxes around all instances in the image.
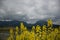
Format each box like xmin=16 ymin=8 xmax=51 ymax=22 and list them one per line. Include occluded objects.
xmin=7 ymin=19 xmax=60 ymax=40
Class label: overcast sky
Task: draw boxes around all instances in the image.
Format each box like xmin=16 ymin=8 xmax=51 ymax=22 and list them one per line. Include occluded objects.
xmin=0 ymin=0 xmax=60 ymax=24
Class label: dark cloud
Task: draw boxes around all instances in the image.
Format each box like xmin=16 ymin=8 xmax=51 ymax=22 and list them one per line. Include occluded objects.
xmin=0 ymin=0 xmax=60 ymax=24
xmin=0 ymin=0 xmax=2 ymax=7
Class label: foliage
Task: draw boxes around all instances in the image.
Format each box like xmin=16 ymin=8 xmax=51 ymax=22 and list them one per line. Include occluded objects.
xmin=7 ymin=19 xmax=60 ymax=40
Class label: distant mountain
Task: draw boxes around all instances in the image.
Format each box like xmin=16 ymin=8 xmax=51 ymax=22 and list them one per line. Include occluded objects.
xmin=0 ymin=20 xmax=59 ymax=28
xmin=33 ymin=20 xmax=47 ymax=26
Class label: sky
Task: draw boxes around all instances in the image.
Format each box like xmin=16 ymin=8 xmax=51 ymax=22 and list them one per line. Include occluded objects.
xmin=0 ymin=0 xmax=60 ymax=24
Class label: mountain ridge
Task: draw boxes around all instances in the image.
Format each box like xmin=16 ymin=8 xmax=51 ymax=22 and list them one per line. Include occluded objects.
xmin=0 ymin=21 xmax=59 ymax=28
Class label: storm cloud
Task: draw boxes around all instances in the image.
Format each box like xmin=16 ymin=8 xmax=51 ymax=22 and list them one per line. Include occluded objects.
xmin=0 ymin=0 xmax=60 ymax=24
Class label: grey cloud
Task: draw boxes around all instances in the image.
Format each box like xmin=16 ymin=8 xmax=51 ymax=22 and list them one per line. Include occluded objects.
xmin=0 ymin=0 xmax=60 ymax=24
